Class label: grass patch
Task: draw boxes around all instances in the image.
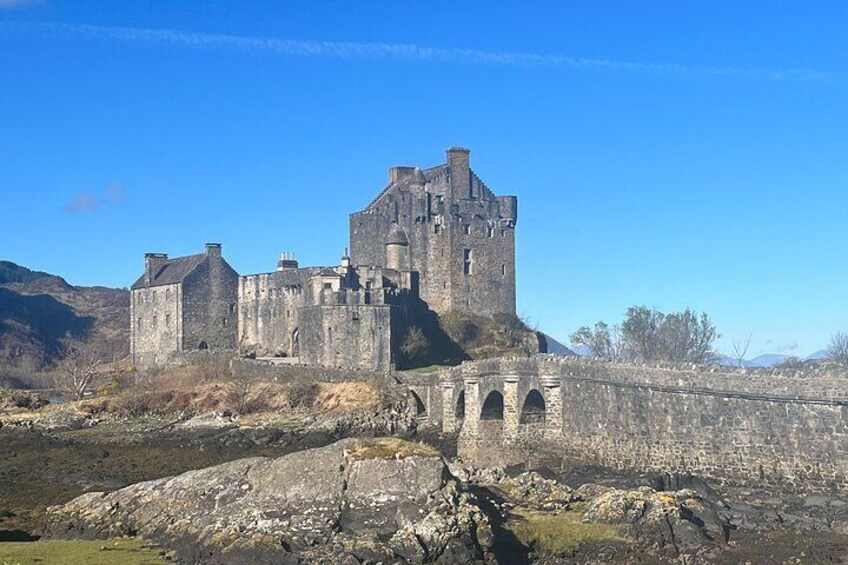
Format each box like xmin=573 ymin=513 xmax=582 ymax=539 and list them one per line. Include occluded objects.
xmin=506 ymin=506 xmax=629 ymax=555
xmin=406 ymin=365 xmax=447 ymax=374
xmin=0 ymin=538 xmax=165 ymax=565
xmin=347 ymin=437 xmax=440 ymax=461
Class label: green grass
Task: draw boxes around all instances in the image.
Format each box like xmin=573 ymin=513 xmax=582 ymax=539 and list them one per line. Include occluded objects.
xmin=0 ymin=538 xmax=165 ymax=565
xmin=406 ymin=364 xmax=447 ymax=373
xmin=506 ymin=506 xmax=630 ymax=554
xmin=347 ymin=437 xmax=440 ymax=461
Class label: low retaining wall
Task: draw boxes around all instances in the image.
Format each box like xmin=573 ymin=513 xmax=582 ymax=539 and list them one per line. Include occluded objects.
xmin=231 ymin=358 xmax=396 ymax=384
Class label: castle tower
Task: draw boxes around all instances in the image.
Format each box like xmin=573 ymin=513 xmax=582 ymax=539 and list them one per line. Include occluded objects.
xmin=349 ymin=147 xmax=517 ymax=316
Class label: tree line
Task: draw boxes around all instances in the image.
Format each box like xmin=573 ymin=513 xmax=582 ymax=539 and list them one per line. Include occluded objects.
xmin=571 ymin=306 xmax=718 ymax=364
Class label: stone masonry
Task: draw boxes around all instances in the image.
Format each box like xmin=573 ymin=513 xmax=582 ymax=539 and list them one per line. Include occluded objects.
xmin=350 ymin=147 xmax=517 ymax=316
xmin=398 ymin=356 xmax=848 ymax=493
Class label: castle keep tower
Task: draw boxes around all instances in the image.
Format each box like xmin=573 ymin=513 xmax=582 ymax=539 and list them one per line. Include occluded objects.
xmin=349 ymin=147 xmax=517 ymax=316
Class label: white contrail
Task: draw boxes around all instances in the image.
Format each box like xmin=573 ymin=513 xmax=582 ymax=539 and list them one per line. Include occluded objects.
xmin=1 ymin=20 xmax=837 ymax=82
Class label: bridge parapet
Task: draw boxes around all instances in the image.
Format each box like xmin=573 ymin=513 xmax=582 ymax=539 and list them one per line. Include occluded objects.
xmin=442 ymin=355 xmax=848 ymax=492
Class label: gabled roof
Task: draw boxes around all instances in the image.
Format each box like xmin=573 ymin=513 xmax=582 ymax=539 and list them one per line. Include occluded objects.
xmin=131 ymin=254 xmax=206 ymax=290
xmin=362 ymin=164 xmax=447 ymax=211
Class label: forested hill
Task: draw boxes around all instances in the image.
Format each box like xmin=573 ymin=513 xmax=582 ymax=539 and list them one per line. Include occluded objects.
xmin=0 ymin=261 xmax=129 ymax=371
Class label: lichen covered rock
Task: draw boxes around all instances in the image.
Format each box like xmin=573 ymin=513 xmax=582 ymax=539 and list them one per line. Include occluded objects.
xmin=45 ymin=438 xmax=494 ymax=564
xmin=582 ymin=486 xmax=730 ymax=556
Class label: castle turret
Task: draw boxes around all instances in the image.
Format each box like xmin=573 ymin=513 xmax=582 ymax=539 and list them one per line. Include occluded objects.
xmin=498 ymin=195 xmax=518 ymax=227
xmin=385 ymin=224 xmax=409 ymax=271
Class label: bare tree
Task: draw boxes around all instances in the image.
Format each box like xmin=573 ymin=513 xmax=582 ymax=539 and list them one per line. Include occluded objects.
xmin=731 ymin=332 xmax=753 ymax=368
xmin=570 ymin=321 xmax=621 ymax=359
xmin=827 ymin=332 xmax=848 ymax=365
xmin=573 ymin=306 xmax=719 ymax=364
xmin=54 ymin=337 xmax=102 ymax=401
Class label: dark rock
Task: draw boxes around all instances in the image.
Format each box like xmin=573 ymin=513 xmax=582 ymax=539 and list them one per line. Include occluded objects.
xmin=45 ymin=438 xmax=494 ymax=564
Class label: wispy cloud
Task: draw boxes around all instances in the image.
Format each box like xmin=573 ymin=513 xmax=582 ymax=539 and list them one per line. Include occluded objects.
xmin=1 ymin=20 xmax=838 ymax=82
xmin=65 ymin=182 xmax=126 ymax=214
xmin=0 ymin=0 xmax=42 ymax=9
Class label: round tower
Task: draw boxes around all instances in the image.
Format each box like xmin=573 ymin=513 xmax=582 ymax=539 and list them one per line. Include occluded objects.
xmin=385 ymin=224 xmax=409 ymax=271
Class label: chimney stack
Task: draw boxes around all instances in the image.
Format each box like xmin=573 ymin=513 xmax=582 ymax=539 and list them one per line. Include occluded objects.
xmin=205 ymin=243 xmax=222 ymax=258
xmin=446 ymin=147 xmax=471 ymax=198
xmin=277 ymin=252 xmax=299 ymax=272
xmin=144 ymin=253 xmax=168 ymax=285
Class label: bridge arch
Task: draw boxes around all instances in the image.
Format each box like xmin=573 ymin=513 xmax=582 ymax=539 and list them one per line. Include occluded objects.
xmin=410 ymin=390 xmax=427 ymax=417
xmin=455 ymin=390 xmax=465 ymax=421
xmin=520 ymin=389 xmax=546 ymax=424
xmin=480 ymin=390 xmax=504 ymax=420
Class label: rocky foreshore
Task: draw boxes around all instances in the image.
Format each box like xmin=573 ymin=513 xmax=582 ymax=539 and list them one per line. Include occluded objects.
xmin=43 ymin=438 xmax=757 ymax=564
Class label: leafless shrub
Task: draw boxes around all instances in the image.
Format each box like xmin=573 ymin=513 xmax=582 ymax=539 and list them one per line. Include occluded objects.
xmin=828 ymin=332 xmax=848 ymax=365
xmin=53 ymin=337 xmax=103 ymax=400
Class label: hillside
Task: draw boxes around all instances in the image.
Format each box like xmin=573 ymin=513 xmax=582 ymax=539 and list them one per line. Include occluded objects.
xmin=0 ymin=261 xmax=129 ymax=372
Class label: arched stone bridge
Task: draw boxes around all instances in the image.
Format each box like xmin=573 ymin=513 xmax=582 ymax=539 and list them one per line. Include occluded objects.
xmin=399 ymin=356 xmax=848 ymax=492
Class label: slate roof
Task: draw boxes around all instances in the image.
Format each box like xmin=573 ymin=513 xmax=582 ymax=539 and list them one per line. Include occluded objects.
xmin=131 ymin=254 xmax=206 ymax=290
xmin=314 ymin=267 xmax=341 ymax=278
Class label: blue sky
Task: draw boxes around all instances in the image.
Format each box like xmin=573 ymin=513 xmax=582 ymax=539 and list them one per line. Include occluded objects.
xmin=1 ymin=1 xmax=846 ymax=357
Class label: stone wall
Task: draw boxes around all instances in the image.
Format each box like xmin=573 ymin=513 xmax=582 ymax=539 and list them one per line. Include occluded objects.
xmin=181 ymin=256 xmax=239 ymax=352
xmin=298 ymin=303 xmax=405 ymax=372
xmin=231 ymin=358 xmax=396 ymax=384
xmin=420 ymin=357 xmax=848 ymax=492
xmin=238 ymin=272 xmax=305 ymax=357
xmin=130 ymin=283 xmax=182 ymax=368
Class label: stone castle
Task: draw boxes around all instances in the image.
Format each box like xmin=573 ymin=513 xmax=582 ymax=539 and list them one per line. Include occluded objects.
xmin=130 ymin=147 xmax=518 ymax=371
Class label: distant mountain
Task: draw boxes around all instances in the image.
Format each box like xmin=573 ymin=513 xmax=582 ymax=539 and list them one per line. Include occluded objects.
xmin=539 ymin=333 xmax=575 ymax=356
xmin=746 ymin=354 xmax=790 ymax=368
xmin=805 ymin=350 xmax=830 ymax=361
xmin=713 ymin=355 xmax=758 ymax=368
xmin=0 ymin=261 xmax=129 ymax=371
xmin=569 ymin=344 xmax=593 ymax=356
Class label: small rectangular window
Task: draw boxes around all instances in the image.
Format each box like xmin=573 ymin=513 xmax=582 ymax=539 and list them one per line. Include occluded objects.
xmin=166 ymin=314 xmax=171 ymax=327
xmin=463 ymin=249 xmax=473 ymax=275
xmin=323 ymin=282 xmax=332 ymax=290
xmin=487 ymin=226 xmax=494 ymax=238
xmin=464 ymin=224 xmax=471 ymax=235
xmin=434 ymin=224 xmax=441 ymax=235
xmin=502 ymin=264 xmax=506 ymax=276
